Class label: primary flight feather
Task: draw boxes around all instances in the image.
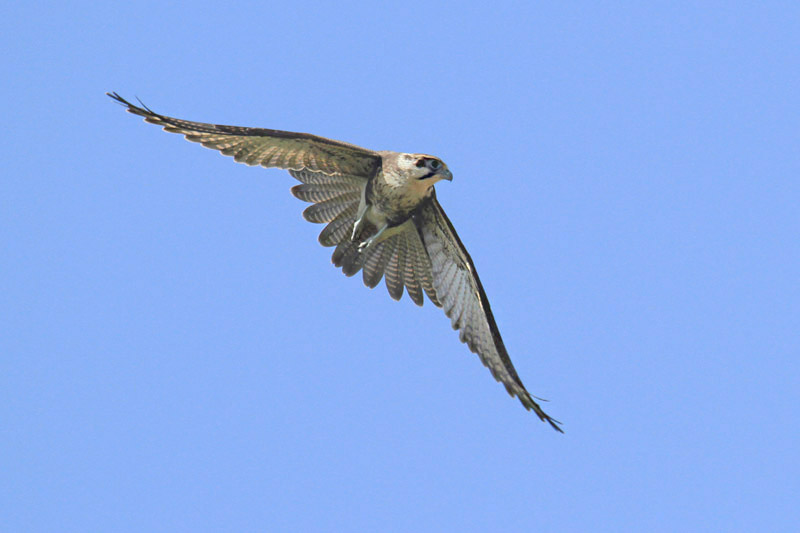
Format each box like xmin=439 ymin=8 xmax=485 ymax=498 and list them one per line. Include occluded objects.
xmin=108 ymin=92 xmax=562 ymax=432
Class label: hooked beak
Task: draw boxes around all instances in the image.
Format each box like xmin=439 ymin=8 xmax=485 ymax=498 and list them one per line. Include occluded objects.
xmin=439 ymin=168 xmax=453 ymax=181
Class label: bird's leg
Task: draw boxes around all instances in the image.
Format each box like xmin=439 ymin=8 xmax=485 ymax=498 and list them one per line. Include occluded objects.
xmin=358 ymin=223 xmax=388 ymax=252
xmin=351 ymin=215 xmax=366 ymax=241
xmin=351 ymin=199 xmax=370 ymax=241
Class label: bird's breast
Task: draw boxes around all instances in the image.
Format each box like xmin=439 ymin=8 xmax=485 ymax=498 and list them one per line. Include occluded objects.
xmin=371 ymin=172 xmax=430 ymax=221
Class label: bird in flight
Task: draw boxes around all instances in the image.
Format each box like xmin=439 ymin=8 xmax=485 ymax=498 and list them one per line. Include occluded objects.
xmin=108 ymin=92 xmax=562 ymax=432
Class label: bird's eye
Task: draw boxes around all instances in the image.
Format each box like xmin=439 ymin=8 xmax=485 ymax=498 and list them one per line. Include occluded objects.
xmin=428 ymin=159 xmax=442 ymax=170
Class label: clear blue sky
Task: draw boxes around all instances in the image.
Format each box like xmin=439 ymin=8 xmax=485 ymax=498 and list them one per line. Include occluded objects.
xmin=3 ymin=2 xmax=798 ymax=531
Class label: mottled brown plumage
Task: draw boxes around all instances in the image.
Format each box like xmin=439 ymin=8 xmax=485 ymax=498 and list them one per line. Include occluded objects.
xmin=108 ymin=92 xmax=562 ymax=432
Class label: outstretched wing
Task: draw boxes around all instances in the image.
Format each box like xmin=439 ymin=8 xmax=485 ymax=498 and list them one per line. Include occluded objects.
xmin=107 ymin=92 xmax=381 ymax=177
xmin=413 ymin=195 xmax=563 ymax=432
xmin=109 ymin=93 xmax=433 ymax=307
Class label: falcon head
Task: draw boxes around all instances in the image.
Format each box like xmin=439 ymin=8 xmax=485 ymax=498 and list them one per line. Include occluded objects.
xmin=398 ymin=153 xmax=453 ymax=184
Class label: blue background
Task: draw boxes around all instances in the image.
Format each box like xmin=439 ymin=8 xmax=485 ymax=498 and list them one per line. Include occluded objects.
xmin=3 ymin=2 xmax=798 ymax=531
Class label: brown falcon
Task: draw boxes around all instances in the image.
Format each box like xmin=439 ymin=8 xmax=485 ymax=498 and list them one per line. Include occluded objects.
xmin=108 ymin=92 xmax=562 ymax=432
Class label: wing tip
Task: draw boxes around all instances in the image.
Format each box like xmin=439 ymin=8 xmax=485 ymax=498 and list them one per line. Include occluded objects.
xmin=520 ymin=394 xmax=564 ymax=433
xmin=107 ymin=91 xmax=158 ymax=120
